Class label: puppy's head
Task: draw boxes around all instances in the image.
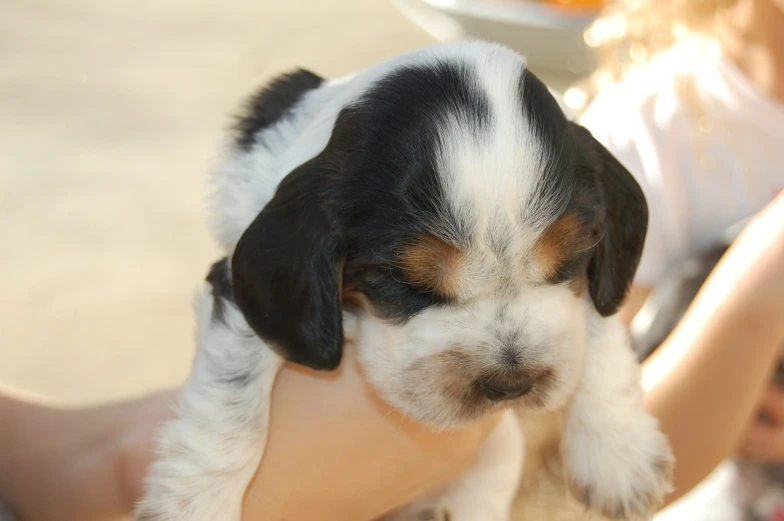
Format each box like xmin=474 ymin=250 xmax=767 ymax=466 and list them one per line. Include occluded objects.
xmin=229 ymin=43 xmax=648 ymax=427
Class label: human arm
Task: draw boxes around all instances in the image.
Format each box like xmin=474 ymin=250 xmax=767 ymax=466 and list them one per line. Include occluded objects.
xmin=619 ymin=193 xmax=784 ymax=506
xmin=582 ymin=85 xmax=784 ymax=506
xmin=0 ymin=357 xmax=498 ymax=521
xmin=241 ymin=354 xmax=499 ymax=521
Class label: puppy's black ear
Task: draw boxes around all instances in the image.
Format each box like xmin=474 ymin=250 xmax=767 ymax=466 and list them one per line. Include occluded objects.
xmin=231 ymin=156 xmax=345 ymax=370
xmin=571 ymin=123 xmax=649 ymax=316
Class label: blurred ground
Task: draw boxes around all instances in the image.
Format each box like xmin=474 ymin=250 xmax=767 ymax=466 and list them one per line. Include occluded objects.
xmin=0 ymin=0 xmax=572 ymax=405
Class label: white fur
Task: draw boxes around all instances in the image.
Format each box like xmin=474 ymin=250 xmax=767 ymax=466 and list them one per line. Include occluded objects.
xmin=137 ymin=40 xmax=673 ymax=521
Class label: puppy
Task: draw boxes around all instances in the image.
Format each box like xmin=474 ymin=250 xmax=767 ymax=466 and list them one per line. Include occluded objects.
xmin=135 ymin=41 xmax=673 ymax=521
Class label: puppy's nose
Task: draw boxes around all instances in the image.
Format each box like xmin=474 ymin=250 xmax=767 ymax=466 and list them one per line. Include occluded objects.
xmin=479 ymin=378 xmax=534 ymax=402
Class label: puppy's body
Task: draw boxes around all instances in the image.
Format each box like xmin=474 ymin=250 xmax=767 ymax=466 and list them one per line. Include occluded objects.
xmin=136 ymin=41 xmax=673 ymax=521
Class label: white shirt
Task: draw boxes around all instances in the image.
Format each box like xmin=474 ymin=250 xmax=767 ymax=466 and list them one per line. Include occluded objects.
xmin=580 ymin=35 xmax=784 ymax=286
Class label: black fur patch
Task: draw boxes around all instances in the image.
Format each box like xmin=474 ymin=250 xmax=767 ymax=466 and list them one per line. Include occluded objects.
xmin=234 ymin=68 xmax=324 ymax=151
xmin=232 ymin=156 xmax=346 ymax=371
xmin=572 ymin=121 xmax=648 ymax=316
xmin=206 ymin=257 xmax=234 ymax=323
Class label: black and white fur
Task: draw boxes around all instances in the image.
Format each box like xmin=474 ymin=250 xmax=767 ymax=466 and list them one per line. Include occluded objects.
xmin=135 ymin=41 xmax=673 ymax=521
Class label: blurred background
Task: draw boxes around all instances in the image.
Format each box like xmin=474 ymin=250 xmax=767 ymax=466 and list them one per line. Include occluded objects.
xmin=0 ymin=0 xmax=600 ymax=405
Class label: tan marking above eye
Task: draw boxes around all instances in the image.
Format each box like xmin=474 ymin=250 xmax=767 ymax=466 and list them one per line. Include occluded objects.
xmin=533 ymin=212 xmax=587 ymax=281
xmin=398 ymin=234 xmax=465 ymax=298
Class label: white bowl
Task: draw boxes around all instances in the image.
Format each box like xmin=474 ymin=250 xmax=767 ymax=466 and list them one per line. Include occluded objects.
xmin=394 ymin=0 xmax=598 ymax=77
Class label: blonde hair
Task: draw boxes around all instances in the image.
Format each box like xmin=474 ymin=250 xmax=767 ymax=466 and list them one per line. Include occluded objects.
xmin=565 ymin=0 xmax=738 ymax=113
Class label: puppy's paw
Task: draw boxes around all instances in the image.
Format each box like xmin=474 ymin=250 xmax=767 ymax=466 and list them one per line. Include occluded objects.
xmin=564 ymin=413 xmax=674 ymax=520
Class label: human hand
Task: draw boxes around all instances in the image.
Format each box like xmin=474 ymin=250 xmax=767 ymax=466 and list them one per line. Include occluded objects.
xmin=126 ymin=351 xmax=501 ymax=521
xmin=247 ymin=347 xmax=502 ymax=521
xmin=636 ymin=192 xmax=784 ymax=503
xmin=1 ymin=354 xmax=498 ymax=521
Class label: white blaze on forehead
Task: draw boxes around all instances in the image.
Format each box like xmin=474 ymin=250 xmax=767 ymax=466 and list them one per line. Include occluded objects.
xmin=434 ymin=46 xmax=560 ymax=285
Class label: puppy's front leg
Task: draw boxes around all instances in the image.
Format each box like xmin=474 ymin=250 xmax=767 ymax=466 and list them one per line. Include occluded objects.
xmin=384 ymin=410 xmax=524 ymax=521
xmin=134 ymin=271 xmax=284 ymax=521
xmin=562 ymin=315 xmax=674 ymax=521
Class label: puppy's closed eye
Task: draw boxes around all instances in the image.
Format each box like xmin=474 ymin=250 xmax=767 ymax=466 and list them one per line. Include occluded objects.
xmin=398 ymin=234 xmax=465 ymax=299
xmin=533 ymin=212 xmax=590 ymax=283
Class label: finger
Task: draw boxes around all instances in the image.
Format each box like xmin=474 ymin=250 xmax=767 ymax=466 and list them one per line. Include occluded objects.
xmin=739 ymin=423 xmax=784 ymax=463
